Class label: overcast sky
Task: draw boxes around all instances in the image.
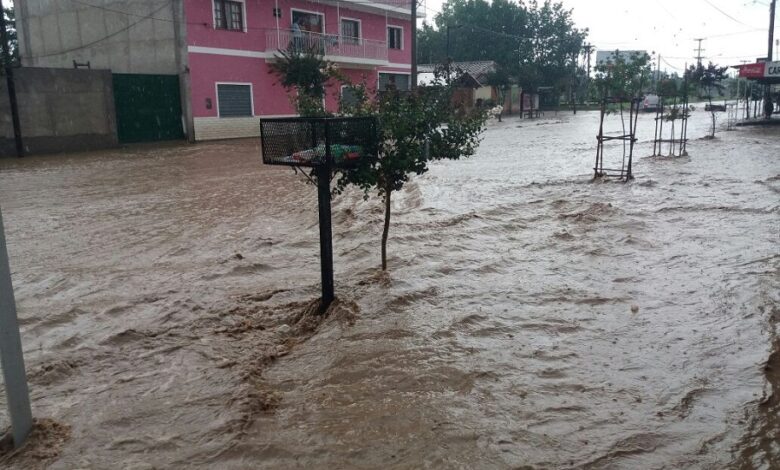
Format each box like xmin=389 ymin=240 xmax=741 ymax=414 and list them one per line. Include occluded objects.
xmin=418 ymin=0 xmax=777 ymax=74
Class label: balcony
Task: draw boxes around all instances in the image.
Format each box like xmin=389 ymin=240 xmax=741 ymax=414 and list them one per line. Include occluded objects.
xmin=266 ymin=30 xmax=389 ymax=67
xmin=338 ymin=0 xmax=415 ymax=14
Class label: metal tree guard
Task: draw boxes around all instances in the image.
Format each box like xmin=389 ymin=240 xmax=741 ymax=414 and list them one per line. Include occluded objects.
xmin=594 ymin=96 xmax=640 ymax=181
xmin=259 ymin=117 xmax=378 ymax=313
xmin=651 ymin=94 xmax=690 ymax=157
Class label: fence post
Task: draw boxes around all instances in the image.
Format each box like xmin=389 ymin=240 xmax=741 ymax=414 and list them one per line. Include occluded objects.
xmin=0 ymin=207 xmax=33 ymax=447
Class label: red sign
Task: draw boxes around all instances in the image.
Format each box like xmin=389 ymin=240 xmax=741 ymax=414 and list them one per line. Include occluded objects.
xmin=738 ymin=62 xmax=766 ymax=78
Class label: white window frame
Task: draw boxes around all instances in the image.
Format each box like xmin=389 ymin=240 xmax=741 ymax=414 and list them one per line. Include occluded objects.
xmin=290 ymin=8 xmax=325 ymax=34
xmin=215 ymin=82 xmax=255 ymax=118
xmin=378 ymin=71 xmax=411 ymax=91
xmin=212 ymin=0 xmax=247 ymax=32
xmin=387 ymin=25 xmax=403 ymax=50
xmin=340 ymin=17 xmax=362 ymax=42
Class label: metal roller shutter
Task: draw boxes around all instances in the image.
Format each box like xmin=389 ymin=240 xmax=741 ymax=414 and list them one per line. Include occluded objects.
xmin=217 ymin=84 xmax=253 ymax=117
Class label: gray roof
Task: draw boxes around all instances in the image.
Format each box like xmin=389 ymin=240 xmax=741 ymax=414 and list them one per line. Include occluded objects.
xmin=418 ymin=61 xmax=497 ymax=86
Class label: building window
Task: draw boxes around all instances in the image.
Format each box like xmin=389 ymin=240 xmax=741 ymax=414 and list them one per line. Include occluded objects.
xmin=387 ymin=26 xmax=402 ymax=50
xmin=379 ymin=73 xmax=410 ymax=91
xmin=292 ymin=10 xmax=324 ymax=34
xmin=214 ymin=0 xmax=244 ymax=31
xmin=341 ymin=19 xmax=360 ymax=44
xmin=341 ymin=86 xmax=359 ymax=108
xmin=217 ymin=84 xmax=252 ymax=117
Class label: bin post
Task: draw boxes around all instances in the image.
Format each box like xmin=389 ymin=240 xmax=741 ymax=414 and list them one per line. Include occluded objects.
xmin=0 ymin=207 xmax=33 ymax=447
xmin=316 ymin=163 xmax=335 ymax=312
xmin=315 ymin=122 xmax=335 ymax=313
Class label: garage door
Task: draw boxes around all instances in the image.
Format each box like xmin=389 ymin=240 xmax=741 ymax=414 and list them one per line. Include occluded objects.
xmin=113 ymin=74 xmax=184 ymax=143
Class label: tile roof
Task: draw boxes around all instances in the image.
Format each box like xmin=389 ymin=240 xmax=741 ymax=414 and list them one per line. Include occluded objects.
xmin=417 ymin=61 xmax=497 ymax=86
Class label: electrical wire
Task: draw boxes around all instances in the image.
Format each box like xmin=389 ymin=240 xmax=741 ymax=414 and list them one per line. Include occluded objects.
xmin=28 ymin=2 xmax=172 ymax=59
xmin=661 ymin=56 xmax=684 ymax=71
xmin=701 ymin=0 xmax=760 ymax=28
xmin=29 ymin=0 xmax=416 ymax=59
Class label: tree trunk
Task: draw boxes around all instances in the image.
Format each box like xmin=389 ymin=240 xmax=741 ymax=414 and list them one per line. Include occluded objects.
xmin=520 ymin=90 xmax=525 ymax=118
xmin=381 ymin=186 xmax=392 ymax=271
xmin=709 ymin=96 xmax=716 ymax=138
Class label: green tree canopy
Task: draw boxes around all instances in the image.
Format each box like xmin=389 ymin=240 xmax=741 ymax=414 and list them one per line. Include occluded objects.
xmin=686 ymin=62 xmax=728 ymax=138
xmin=1 ymin=6 xmax=19 ymax=67
xmin=591 ymin=50 xmax=652 ymax=101
xmin=417 ymin=0 xmax=587 ymax=96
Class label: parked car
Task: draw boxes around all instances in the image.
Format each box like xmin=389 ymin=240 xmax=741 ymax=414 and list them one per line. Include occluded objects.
xmin=705 ymin=103 xmax=727 ymax=112
xmin=643 ymin=94 xmax=660 ymax=112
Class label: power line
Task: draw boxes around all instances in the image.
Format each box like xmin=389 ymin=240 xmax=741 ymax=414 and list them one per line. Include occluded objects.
xmin=701 ymin=0 xmax=760 ymax=28
xmin=31 ymin=0 xmax=417 ymax=59
xmin=660 ymin=56 xmax=683 ymax=71
xmin=29 ymin=2 xmax=172 ymax=59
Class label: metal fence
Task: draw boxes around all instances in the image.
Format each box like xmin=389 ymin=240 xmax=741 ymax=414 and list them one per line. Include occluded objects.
xmin=266 ymin=30 xmax=389 ymax=62
xmin=260 ymin=117 xmax=379 ymax=168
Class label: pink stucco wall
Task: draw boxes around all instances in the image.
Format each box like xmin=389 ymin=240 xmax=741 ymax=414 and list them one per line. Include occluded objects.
xmin=189 ymin=53 xmax=382 ymax=117
xmin=184 ymin=0 xmax=411 ymax=120
xmin=184 ymin=0 xmax=412 ymax=60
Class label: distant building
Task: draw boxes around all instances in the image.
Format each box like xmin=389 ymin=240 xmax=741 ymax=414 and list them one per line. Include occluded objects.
xmin=14 ymin=0 xmax=413 ymax=142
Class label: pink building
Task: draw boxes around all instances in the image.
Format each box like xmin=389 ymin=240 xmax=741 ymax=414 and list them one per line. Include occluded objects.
xmin=15 ymin=0 xmax=413 ymax=142
xmin=187 ymin=0 xmax=413 ymax=140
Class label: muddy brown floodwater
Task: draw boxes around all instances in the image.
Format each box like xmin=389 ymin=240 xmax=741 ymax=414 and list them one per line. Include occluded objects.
xmin=0 ymin=109 xmax=777 ymax=469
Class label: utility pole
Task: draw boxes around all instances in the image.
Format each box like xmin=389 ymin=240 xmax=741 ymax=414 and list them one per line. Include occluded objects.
xmin=0 ymin=207 xmax=33 ymax=448
xmin=693 ymin=38 xmax=705 ymax=67
xmin=0 ymin=0 xmax=23 ymax=157
xmin=411 ymin=0 xmax=417 ymax=90
xmin=583 ymin=43 xmax=594 ymax=78
xmin=764 ymin=0 xmax=776 ymax=119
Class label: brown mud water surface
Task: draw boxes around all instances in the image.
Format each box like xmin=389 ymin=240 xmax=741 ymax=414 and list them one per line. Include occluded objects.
xmin=0 ymin=110 xmax=777 ymax=469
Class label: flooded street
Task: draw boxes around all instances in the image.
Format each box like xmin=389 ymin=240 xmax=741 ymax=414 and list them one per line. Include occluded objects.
xmin=0 ymin=109 xmax=777 ymax=469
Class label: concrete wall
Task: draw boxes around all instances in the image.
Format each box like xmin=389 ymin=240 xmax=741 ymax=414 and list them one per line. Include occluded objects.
xmin=0 ymin=67 xmax=117 ymax=156
xmin=14 ymin=0 xmax=179 ymax=74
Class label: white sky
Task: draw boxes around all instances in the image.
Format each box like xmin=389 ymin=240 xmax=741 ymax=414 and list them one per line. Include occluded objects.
xmin=418 ymin=0 xmax=778 ymax=74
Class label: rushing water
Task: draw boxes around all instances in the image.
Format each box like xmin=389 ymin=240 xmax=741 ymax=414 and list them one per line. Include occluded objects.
xmin=0 ymin=109 xmax=777 ymax=469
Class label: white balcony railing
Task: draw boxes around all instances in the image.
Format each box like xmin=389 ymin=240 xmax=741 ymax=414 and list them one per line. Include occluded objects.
xmin=266 ymin=30 xmax=388 ymax=64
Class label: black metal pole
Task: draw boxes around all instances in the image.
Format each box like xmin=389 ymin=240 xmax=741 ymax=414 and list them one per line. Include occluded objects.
xmin=0 ymin=0 xmax=23 ymax=157
xmin=411 ymin=0 xmax=417 ymax=90
xmin=764 ymin=0 xmax=776 ymax=119
xmin=316 ymin=122 xmax=334 ymax=313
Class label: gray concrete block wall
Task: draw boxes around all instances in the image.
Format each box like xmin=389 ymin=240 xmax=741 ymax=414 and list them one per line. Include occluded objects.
xmin=0 ymin=67 xmax=118 ymax=156
xmin=14 ymin=0 xmax=179 ymax=75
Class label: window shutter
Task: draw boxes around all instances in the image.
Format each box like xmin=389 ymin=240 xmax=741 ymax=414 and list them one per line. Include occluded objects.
xmin=217 ymin=84 xmax=252 ymax=117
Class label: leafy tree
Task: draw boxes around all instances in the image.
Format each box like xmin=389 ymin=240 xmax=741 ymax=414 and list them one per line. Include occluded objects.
xmin=686 ymin=62 xmax=728 ymax=138
xmin=339 ymin=71 xmax=488 ymax=270
xmin=591 ymin=50 xmax=652 ymax=102
xmin=1 ymin=6 xmax=18 ymax=68
xmin=517 ymin=1 xmax=587 ymax=102
xmin=268 ymin=46 xmax=343 ymax=116
xmin=270 ymin=54 xmax=489 ymax=271
xmin=417 ymin=0 xmax=587 ymax=108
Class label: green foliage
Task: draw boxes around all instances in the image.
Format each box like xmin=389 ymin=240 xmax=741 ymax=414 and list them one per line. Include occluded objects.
xmin=339 ymin=74 xmax=487 ymax=270
xmin=417 ymin=0 xmax=587 ymax=97
xmin=268 ymin=46 xmax=343 ymax=116
xmin=656 ymin=78 xmax=679 ymax=98
xmin=685 ymin=62 xmax=728 ymax=100
xmin=270 ymin=54 xmax=488 ymax=270
xmin=1 ymin=6 xmax=18 ymax=68
xmin=591 ymin=50 xmax=652 ymax=101
xmin=337 ymin=71 xmax=487 ymax=199
xmin=685 ymin=62 xmax=728 ymax=137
